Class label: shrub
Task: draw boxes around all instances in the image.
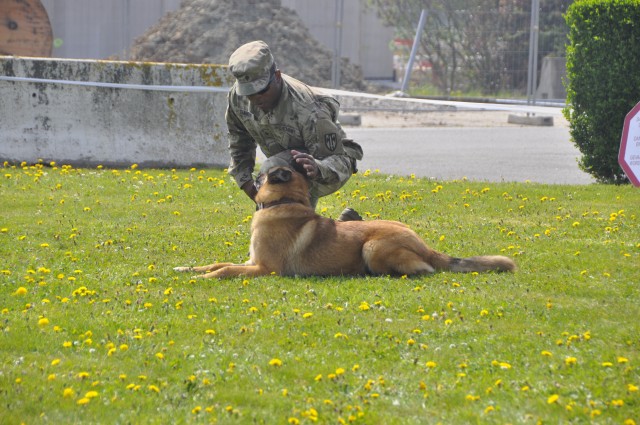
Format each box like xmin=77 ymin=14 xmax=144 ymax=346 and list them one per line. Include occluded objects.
xmin=564 ymin=0 xmax=640 ymax=183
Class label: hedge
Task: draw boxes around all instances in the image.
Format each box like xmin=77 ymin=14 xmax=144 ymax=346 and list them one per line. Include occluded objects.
xmin=564 ymin=0 xmax=640 ymax=183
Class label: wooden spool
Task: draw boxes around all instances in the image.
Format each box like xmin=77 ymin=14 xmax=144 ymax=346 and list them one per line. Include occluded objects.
xmin=0 ymin=0 xmax=53 ymax=57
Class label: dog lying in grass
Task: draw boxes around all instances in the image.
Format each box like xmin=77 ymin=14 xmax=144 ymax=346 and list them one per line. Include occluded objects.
xmin=174 ymin=166 xmax=516 ymax=278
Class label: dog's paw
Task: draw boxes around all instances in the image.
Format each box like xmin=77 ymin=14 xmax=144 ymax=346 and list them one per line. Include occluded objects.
xmin=173 ymin=266 xmax=193 ymax=273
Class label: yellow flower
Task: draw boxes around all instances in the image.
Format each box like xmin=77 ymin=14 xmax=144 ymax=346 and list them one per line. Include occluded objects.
xmin=62 ymin=388 xmax=75 ymax=398
xmin=13 ymin=287 xmax=28 ymax=296
xmin=547 ymin=394 xmax=559 ymax=404
xmin=269 ymin=358 xmax=283 ymax=367
xmin=38 ymin=317 xmax=50 ymax=326
xmin=85 ymin=391 xmax=99 ymax=399
xmin=77 ymin=397 xmax=90 ymax=405
xmin=426 ymin=361 xmax=437 ymax=368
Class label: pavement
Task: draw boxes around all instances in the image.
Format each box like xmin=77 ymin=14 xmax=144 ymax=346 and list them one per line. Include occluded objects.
xmin=345 ymin=109 xmax=595 ymax=185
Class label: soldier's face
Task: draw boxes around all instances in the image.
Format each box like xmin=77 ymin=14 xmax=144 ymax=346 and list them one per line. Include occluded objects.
xmin=247 ymin=71 xmax=282 ymax=112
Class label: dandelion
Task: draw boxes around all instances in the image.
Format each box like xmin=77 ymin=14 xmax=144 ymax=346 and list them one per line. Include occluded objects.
xmin=302 ymin=312 xmax=313 ymax=319
xmin=426 ymin=361 xmax=437 ymax=369
xmin=77 ymin=397 xmax=90 ymax=405
xmin=548 ymin=394 xmax=559 ymax=404
xmin=359 ymin=301 xmax=370 ymax=311
xmin=565 ymin=357 xmax=577 ymax=366
xmin=269 ymin=358 xmax=283 ymax=367
xmin=38 ymin=317 xmax=50 ymax=326
xmin=84 ymin=391 xmax=99 ymax=399
xmin=63 ymin=388 xmax=75 ymax=398
xmin=148 ymin=385 xmax=160 ymax=393
xmin=13 ymin=287 xmax=27 ymax=296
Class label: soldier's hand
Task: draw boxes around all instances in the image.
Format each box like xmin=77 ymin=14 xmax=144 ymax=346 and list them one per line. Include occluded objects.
xmin=241 ymin=180 xmax=258 ymax=201
xmin=291 ymin=150 xmax=319 ymax=179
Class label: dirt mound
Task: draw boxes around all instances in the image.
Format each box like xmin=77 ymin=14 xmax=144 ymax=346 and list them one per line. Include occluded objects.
xmin=125 ymin=0 xmax=367 ymax=91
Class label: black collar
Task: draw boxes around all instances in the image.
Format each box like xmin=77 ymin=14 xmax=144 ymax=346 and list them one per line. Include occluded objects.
xmin=256 ymin=198 xmax=301 ymax=210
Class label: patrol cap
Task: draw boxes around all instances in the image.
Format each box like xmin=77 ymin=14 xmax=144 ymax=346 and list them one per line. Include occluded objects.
xmin=229 ymin=40 xmax=275 ymax=96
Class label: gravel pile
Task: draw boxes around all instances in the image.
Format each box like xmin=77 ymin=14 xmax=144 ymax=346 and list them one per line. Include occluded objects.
xmin=125 ymin=0 xmax=367 ymax=91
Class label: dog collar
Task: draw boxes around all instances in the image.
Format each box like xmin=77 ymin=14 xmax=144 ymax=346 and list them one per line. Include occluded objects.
xmin=256 ymin=198 xmax=300 ymax=210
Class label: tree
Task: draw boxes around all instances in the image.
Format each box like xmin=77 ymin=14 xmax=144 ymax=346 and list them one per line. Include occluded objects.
xmin=368 ymin=0 xmax=571 ymax=96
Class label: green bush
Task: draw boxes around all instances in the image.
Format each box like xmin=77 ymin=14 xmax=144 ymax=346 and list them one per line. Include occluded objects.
xmin=564 ymin=0 xmax=640 ymax=183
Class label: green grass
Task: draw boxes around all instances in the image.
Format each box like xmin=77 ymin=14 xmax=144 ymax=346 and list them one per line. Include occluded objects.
xmin=1 ymin=162 xmax=639 ymax=424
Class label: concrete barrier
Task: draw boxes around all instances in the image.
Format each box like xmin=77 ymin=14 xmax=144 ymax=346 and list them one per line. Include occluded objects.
xmin=0 ymin=56 xmax=233 ymax=168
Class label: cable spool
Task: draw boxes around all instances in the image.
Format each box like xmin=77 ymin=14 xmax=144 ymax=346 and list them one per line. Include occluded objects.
xmin=0 ymin=0 xmax=53 ymax=57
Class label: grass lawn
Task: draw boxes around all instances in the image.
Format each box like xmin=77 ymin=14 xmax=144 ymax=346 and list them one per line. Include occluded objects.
xmin=1 ymin=161 xmax=639 ymax=424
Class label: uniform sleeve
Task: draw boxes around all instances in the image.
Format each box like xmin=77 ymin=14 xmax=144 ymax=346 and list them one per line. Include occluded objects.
xmin=226 ymin=92 xmax=257 ymax=188
xmin=303 ymin=96 xmax=357 ymax=185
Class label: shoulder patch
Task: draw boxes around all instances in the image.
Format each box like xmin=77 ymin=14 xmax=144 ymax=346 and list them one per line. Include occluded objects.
xmin=324 ymin=133 xmax=338 ymax=151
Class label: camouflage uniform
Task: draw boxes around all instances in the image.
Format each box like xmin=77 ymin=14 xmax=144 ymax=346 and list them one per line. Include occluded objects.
xmin=226 ymin=41 xmax=363 ymax=209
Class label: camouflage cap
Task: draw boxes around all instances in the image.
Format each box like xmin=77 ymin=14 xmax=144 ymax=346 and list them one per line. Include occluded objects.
xmin=228 ymin=40 xmax=275 ymax=96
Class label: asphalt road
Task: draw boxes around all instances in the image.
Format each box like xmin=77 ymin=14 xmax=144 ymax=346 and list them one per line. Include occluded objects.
xmin=348 ymin=125 xmax=595 ymax=184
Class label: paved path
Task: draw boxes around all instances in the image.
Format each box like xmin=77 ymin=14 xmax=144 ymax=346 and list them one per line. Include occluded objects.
xmin=348 ymin=125 xmax=595 ymax=184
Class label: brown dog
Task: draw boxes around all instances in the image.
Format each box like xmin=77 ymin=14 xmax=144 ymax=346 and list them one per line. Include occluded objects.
xmin=174 ymin=167 xmax=516 ymax=278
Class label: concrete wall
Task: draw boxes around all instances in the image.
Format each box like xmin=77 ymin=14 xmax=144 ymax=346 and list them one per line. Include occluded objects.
xmin=0 ymin=56 xmax=232 ymax=168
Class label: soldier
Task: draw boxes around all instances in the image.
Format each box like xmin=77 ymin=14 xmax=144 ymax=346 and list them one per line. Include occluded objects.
xmin=225 ymin=40 xmax=363 ymax=221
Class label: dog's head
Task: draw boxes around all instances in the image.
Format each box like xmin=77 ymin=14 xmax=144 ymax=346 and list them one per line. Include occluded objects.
xmin=255 ymin=166 xmax=311 ymax=208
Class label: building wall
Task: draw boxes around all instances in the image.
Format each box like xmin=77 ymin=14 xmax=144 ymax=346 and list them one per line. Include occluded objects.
xmin=281 ymin=0 xmax=394 ymax=79
xmin=38 ymin=0 xmax=393 ymax=79
xmin=40 ymin=0 xmax=181 ymax=60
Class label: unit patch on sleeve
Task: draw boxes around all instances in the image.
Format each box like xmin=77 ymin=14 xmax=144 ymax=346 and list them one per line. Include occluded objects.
xmin=324 ymin=133 xmax=337 ymax=151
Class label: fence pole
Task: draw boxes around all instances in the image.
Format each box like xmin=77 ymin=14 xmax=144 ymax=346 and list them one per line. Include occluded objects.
xmin=332 ymin=0 xmax=344 ymax=89
xmin=401 ymin=8 xmax=428 ymax=94
xmin=526 ymin=0 xmax=540 ymax=107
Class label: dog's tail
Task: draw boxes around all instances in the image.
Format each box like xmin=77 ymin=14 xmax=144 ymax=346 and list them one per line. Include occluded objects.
xmin=431 ymin=252 xmax=516 ymax=273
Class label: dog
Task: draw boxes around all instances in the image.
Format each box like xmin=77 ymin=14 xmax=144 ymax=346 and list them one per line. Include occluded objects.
xmin=174 ymin=166 xmax=516 ymax=278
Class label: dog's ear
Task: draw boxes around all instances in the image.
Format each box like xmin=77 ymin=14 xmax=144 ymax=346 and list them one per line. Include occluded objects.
xmin=267 ymin=167 xmax=292 ymax=184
